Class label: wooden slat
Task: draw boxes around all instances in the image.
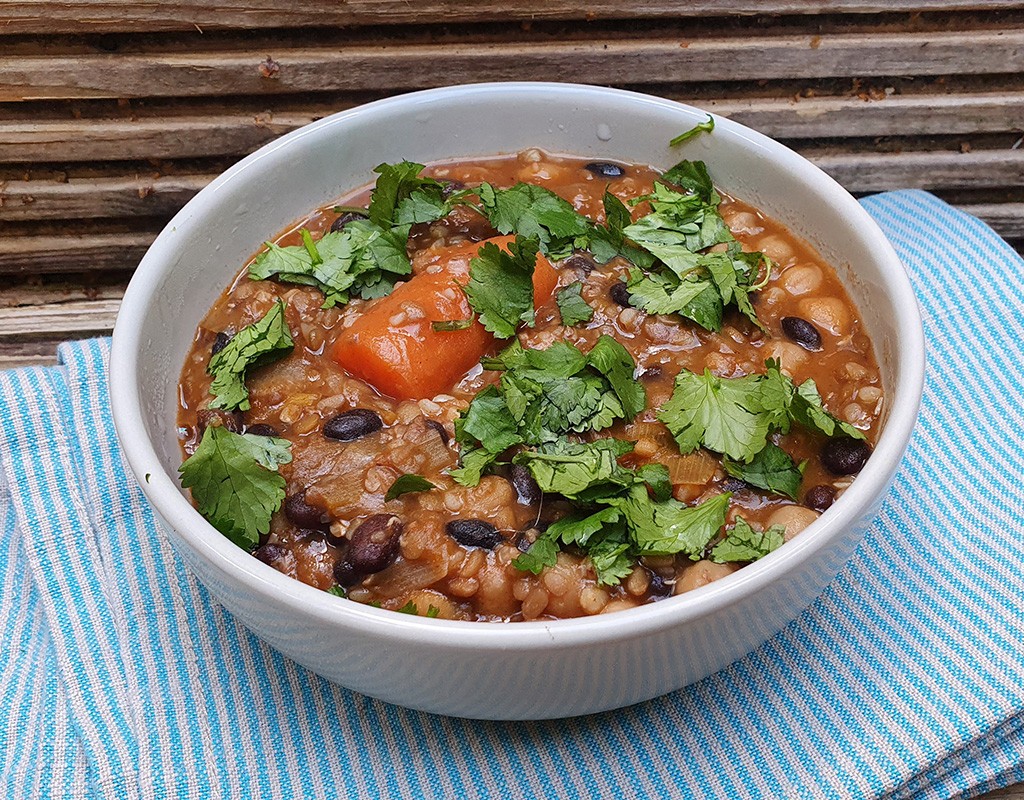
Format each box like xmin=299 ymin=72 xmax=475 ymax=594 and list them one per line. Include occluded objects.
xmin=0 ymin=298 xmax=120 ymax=338
xmin=957 ymin=202 xmax=1024 ymax=237
xmin=4 ymin=28 xmax=1024 ymax=102
xmin=0 ymin=111 xmax=323 ymax=163
xmin=0 ymin=339 xmax=72 ymax=368
xmin=4 ymin=92 xmax=1023 ymax=164
xmin=0 ymin=174 xmax=210 ymax=221
xmin=713 ymin=92 xmax=1024 ymax=139
xmin=0 ymin=232 xmax=153 ymax=274
xmin=2 ymin=1 xmax=1022 ymax=35
xmin=810 ymin=149 xmax=1024 ymax=191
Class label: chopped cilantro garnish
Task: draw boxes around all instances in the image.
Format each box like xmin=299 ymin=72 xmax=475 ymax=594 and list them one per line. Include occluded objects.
xmin=451 ymin=338 xmax=646 ymax=486
xmin=395 ymin=600 xmax=442 ymax=617
xmin=476 ymin=182 xmax=592 ymax=260
xmin=464 ymin=236 xmax=540 ymax=338
xmin=178 ymin=425 xmax=292 ymax=550
xmin=723 ymin=443 xmax=803 ymax=500
xmin=513 ymin=438 xmax=636 ymax=498
xmin=661 ymin=159 xmax=719 ymax=205
xmin=207 ymin=300 xmax=293 ymax=411
xmin=556 ymin=281 xmax=594 ymax=326
xmin=658 ymin=359 xmax=866 ymax=498
xmin=327 ymin=585 xmax=347 ymax=598
xmin=385 ymin=473 xmax=437 ymax=501
xmin=657 ymin=367 xmax=772 ymax=462
xmin=249 ymin=221 xmax=411 ymax=307
xmin=711 ymin=517 xmax=785 ymax=563
xmin=669 ymin=115 xmax=715 ymax=146
xmin=368 ymin=161 xmax=447 ymax=227
xmin=511 ymin=535 xmax=560 ymax=575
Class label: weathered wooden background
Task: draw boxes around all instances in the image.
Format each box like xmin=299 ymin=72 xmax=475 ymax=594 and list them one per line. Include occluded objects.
xmin=1 ymin=1 xmax=1023 ymax=375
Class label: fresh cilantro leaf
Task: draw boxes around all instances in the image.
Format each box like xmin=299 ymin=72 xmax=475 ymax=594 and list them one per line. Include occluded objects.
xmin=396 ymin=600 xmax=419 ymax=615
xmin=790 ymin=379 xmax=866 ymax=440
xmin=431 ymin=318 xmax=474 ymax=332
xmin=179 ymin=425 xmax=292 ymax=550
xmin=448 ymin=446 xmax=499 ymax=487
xmin=465 ymin=236 xmax=539 ymax=338
xmin=368 ymin=161 xmax=443 ymax=227
xmin=249 ymin=221 xmax=412 ymax=307
xmin=512 ymin=535 xmax=560 ymax=575
xmin=625 ymin=270 xmax=724 ymax=332
xmin=426 ymin=605 xmax=441 ymax=618
xmin=546 ymin=506 xmax=624 ymax=547
xmin=669 ymin=115 xmax=715 ymax=146
xmin=586 ymin=334 xmax=647 ymax=419
xmin=556 ymin=281 xmax=594 ymax=326
xmin=207 ymin=300 xmax=293 ymax=411
xmin=587 ymin=532 xmax=634 ymax=586
xmin=635 ymin=463 xmax=673 ymax=501
xmin=327 ymin=586 xmax=347 ymax=597
xmin=476 ymin=183 xmax=592 ymax=259
xmin=711 ymin=517 xmax=785 ymax=563
xmin=385 ymin=474 xmax=437 ymax=501
xmin=658 ymin=368 xmax=771 ymax=462
xmin=723 ymin=443 xmax=803 ymax=500
xmin=458 ymin=385 xmax=522 ymax=453
xmin=618 ymin=488 xmax=731 ymax=558
xmin=513 ymin=438 xmax=635 ymax=499
xmin=395 ymin=189 xmax=449 ymax=225
xmin=661 ymin=159 xmax=720 ymax=205
xmin=624 ymin=184 xmax=732 ymax=268
xmin=588 ymin=191 xmax=657 ymax=268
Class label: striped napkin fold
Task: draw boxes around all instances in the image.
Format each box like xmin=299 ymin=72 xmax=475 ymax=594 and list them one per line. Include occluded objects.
xmin=1 ymin=190 xmax=1022 ymax=800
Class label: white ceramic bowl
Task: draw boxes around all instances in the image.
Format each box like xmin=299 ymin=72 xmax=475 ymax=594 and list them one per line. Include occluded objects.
xmin=110 ymin=82 xmax=924 ymax=719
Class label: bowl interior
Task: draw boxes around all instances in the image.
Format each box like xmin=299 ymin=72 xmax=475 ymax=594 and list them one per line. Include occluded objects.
xmin=113 ymin=82 xmax=921 ymax=635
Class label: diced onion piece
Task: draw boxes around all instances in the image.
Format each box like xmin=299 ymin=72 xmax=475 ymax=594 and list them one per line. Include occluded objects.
xmin=667 ymin=450 xmax=717 ymax=486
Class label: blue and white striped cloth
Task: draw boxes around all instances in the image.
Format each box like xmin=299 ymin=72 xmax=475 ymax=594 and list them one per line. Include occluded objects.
xmin=1 ymin=190 xmax=1022 ymax=799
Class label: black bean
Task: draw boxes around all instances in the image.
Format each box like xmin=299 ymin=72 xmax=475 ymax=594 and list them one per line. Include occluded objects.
xmin=821 ymin=438 xmax=872 ymax=476
xmin=804 ymin=484 xmax=837 ymax=512
xmin=244 ymin=423 xmax=279 ymax=437
xmin=197 ymin=408 xmax=243 ymax=435
xmin=211 ymin=331 xmax=231 ymax=355
xmin=609 ymin=281 xmax=633 ymax=307
xmin=585 ymin=162 xmax=626 ymax=178
xmin=446 ymin=519 xmax=503 ymax=550
xmin=781 ymin=316 xmax=823 ymax=351
xmin=561 ymin=253 xmax=595 ymax=273
xmin=348 ymin=514 xmax=403 ymax=574
xmin=253 ymin=543 xmax=287 ymax=566
xmin=330 ymin=210 xmax=368 ymax=232
xmin=509 ymin=464 xmax=542 ymax=506
xmin=425 ymin=419 xmax=450 ymax=446
xmin=648 ymin=573 xmax=673 ymax=599
xmin=324 ymin=408 xmax=384 ymax=441
xmin=441 ymin=179 xmax=466 ymax=198
xmin=284 ymin=490 xmax=331 ymax=532
xmin=333 ymin=558 xmax=360 ymax=587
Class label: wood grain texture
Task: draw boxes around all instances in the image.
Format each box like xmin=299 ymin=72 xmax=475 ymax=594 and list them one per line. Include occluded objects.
xmin=0 ymin=232 xmax=153 ymax=274
xmin=0 ymin=298 xmax=120 ymax=337
xmin=4 ymin=28 xmax=1024 ymax=102
xmin=2 ymin=0 xmax=1023 ymax=35
xmin=4 ymin=92 xmax=1023 ymax=164
xmin=0 ymin=174 xmax=211 ymax=221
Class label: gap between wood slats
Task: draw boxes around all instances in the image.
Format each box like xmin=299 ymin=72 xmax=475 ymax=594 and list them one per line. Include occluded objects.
xmin=2 ymin=1 xmax=1023 ymax=35
xmin=4 ymin=28 xmax=1024 ymax=102
xmin=2 ymin=92 xmax=1022 ymax=164
xmin=3 ymin=149 xmax=1023 ymax=223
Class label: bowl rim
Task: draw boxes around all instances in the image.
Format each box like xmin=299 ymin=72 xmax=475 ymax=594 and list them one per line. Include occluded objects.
xmin=110 ymin=81 xmax=925 ymax=649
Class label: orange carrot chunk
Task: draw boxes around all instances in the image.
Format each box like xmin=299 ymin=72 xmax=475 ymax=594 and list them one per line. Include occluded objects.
xmin=332 ymin=236 xmax=557 ymax=400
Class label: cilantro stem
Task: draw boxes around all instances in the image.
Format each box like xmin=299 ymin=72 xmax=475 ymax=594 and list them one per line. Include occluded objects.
xmin=300 ymin=228 xmax=322 ymax=266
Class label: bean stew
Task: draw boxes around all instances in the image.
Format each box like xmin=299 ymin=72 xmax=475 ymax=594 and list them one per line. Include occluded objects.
xmin=177 ymin=128 xmax=883 ymax=622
